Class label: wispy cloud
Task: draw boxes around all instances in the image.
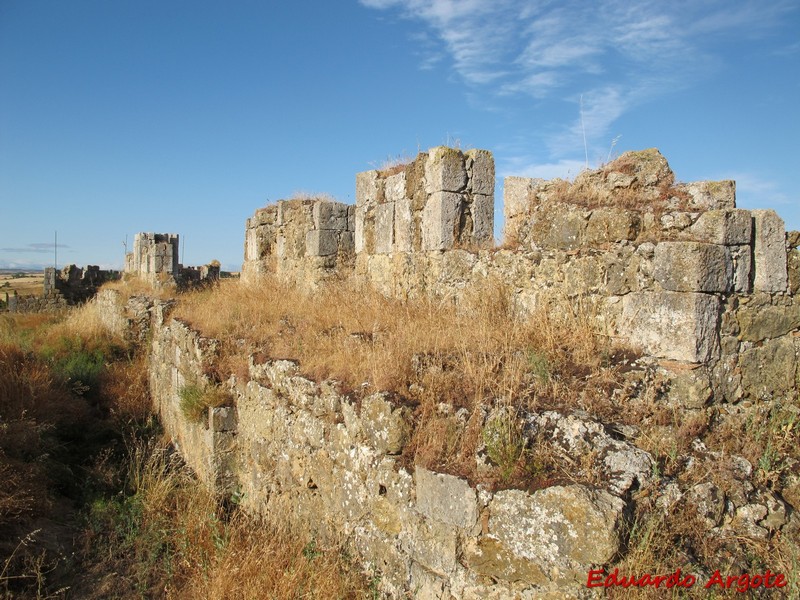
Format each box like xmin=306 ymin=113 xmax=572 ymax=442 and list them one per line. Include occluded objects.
xmin=361 ymin=0 xmax=796 ymax=153
xmin=717 ymin=172 xmax=792 ymax=209
xmin=1 ymin=243 xmax=69 ymax=254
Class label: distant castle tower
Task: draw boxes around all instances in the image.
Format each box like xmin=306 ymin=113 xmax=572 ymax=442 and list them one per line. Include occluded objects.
xmin=125 ymin=233 xmax=179 ymax=280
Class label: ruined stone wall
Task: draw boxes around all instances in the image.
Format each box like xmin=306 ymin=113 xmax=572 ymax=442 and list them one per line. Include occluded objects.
xmin=238 ymin=146 xmax=799 ymax=405
xmin=241 ymin=198 xmax=355 ymax=285
xmin=7 ymin=264 xmax=117 ymax=313
xmin=130 ymin=296 xmax=641 ymax=599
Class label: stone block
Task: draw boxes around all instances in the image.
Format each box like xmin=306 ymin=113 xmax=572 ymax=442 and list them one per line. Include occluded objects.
xmin=619 ymin=291 xmax=720 ymax=362
xmin=415 ymin=466 xmax=477 ymax=529
xmin=406 ymin=518 xmax=457 ymax=577
xmin=585 ymin=208 xmax=640 ymax=243
xmin=394 ymin=196 xmax=413 ymax=253
xmin=305 ymin=229 xmax=339 ymax=257
xmin=471 ymin=193 xmax=494 ymax=246
xmin=533 ymin=209 xmax=587 ymax=250
xmin=664 ymin=367 xmax=712 ymax=409
xmin=424 ymin=146 xmax=467 ymax=193
xmin=488 ymin=486 xmax=624 ymax=576
xmin=347 ymin=205 xmax=355 ymax=231
xmin=503 ymin=176 xmax=535 ymax=221
xmin=354 ymin=206 xmax=367 ymax=254
xmin=356 ymin=170 xmax=379 ymax=208
xmin=361 ymin=393 xmax=411 ymax=455
xmin=312 ymin=201 xmax=349 ymax=231
xmin=385 ymin=171 xmax=406 ymax=203
xmin=740 ymin=337 xmax=796 ymax=400
xmin=422 ymin=192 xmax=461 ymax=251
xmin=729 ymin=245 xmax=752 ymax=293
xmin=682 ymin=180 xmax=736 ymax=210
xmin=737 ymin=300 xmax=800 ymax=342
xmin=654 ymin=241 xmax=732 ymax=292
xmin=687 ymin=209 xmax=752 ymax=245
xmin=752 ymin=209 xmax=788 ymax=292
xmin=465 ymin=149 xmax=494 ymax=195
xmin=339 ymin=231 xmax=354 ymax=253
xmin=209 ymin=406 xmax=237 ymax=432
xmin=374 ymin=202 xmax=395 ymax=254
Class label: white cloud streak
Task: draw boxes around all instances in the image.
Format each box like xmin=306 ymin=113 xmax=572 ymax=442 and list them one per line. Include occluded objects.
xmin=361 ymin=0 xmax=795 ymax=154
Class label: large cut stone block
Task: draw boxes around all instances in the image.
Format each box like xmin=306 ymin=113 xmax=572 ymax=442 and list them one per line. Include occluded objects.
xmin=305 ymin=229 xmax=339 ymax=257
xmin=752 ymin=210 xmax=788 ymax=292
xmin=688 ymin=209 xmax=752 ymax=245
xmin=619 ymin=291 xmax=720 ymax=362
xmin=740 ymin=337 xmax=797 ymax=400
xmin=354 ymin=206 xmax=367 ymax=254
xmin=424 ymin=146 xmax=467 ymax=193
xmin=356 ymin=170 xmax=379 ymax=208
xmin=654 ymin=241 xmax=732 ymax=292
xmin=384 ymin=171 xmax=406 ymax=203
xmin=471 ymin=193 xmax=494 ymax=246
xmin=394 ymin=196 xmax=413 ymax=253
xmin=503 ymin=177 xmax=535 ymax=221
xmin=422 ymin=192 xmax=461 ymax=251
xmin=585 ymin=208 xmax=640 ymax=244
xmin=374 ymin=202 xmax=395 ymax=254
xmin=488 ymin=486 xmax=624 ymax=580
xmin=415 ymin=466 xmax=477 ymax=529
xmin=312 ymin=201 xmax=349 ymax=231
xmin=465 ymin=149 xmax=494 ymax=195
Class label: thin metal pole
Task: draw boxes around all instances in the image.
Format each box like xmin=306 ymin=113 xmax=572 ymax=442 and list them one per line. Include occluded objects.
xmin=54 ymin=230 xmax=57 ymax=270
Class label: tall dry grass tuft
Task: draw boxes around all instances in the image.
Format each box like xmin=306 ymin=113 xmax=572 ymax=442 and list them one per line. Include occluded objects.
xmin=80 ymin=437 xmax=370 ymax=599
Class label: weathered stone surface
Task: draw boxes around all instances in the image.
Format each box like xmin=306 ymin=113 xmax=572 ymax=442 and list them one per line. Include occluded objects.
xmin=466 ymin=148 xmax=495 ymax=195
xmin=356 ymin=170 xmax=379 ymax=206
xmin=654 ymin=241 xmax=732 ymax=292
xmin=361 ymin=393 xmax=411 ymax=455
xmin=471 ymin=193 xmax=494 ymax=246
xmin=312 ymin=201 xmax=349 ymax=231
xmin=737 ymin=299 xmax=800 ymax=342
xmin=664 ymin=366 xmax=712 ymax=409
xmin=488 ymin=486 xmax=624 ymax=579
xmin=729 ymin=245 xmax=752 ymax=293
xmin=422 ymin=191 xmax=461 ymax=251
xmin=681 ymin=180 xmax=736 ymax=210
xmin=739 ymin=336 xmax=797 ymax=400
xmin=752 ymin=209 xmax=788 ymax=292
xmin=415 ymin=466 xmax=478 ymax=529
xmin=305 ymin=229 xmax=339 ymax=257
xmin=374 ymin=202 xmax=395 ymax=255
xmin=686 ymin=482 xmax=725 ymax=528
xmin=687 ymin=209 xmax=752 ymax=245
xmin=585 ymin=208 xmax=640 ymax=244
xmin=424 ymin=146 xmax=467 ymax=193
xmin=619 ymin=292 xmax=720 ymax=362
xmin=394 ymin=195 xmax=413 ymax=253
xmin=209 ymin=406 xmax=237 ymax=432
xmin=503 ymin=176 xmax=536 ymax=221
xmin=534 ymin=412 xmax=654 ymax=496
xmin=531 ymin=209 xmax=588 ymax=250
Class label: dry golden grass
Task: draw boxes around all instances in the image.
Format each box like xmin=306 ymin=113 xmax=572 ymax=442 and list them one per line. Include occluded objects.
xmin=0 ymin=271 xmax=44 ymax=298
xmin=78 ymin=438 xmax=370 ymax=600
xmin=101 ymin=276 xmax=179 ymax=300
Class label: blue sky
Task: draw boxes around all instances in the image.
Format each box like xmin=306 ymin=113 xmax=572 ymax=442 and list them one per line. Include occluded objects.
xmin=1 ymin=0 xmax=798 ymax=271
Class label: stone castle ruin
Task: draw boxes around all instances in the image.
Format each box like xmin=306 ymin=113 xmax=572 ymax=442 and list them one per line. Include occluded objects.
xmin=124 ymin=232 xmax=219 ymax=286
xmin=94 ymin=146 xmax=798 ymax=599
xmin=243 ymin=147 xmax=798 ymax=405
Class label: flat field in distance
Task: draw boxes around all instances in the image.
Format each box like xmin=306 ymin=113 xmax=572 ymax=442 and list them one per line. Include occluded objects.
xmin=0 ymin=270 xmax=44 ymax=297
